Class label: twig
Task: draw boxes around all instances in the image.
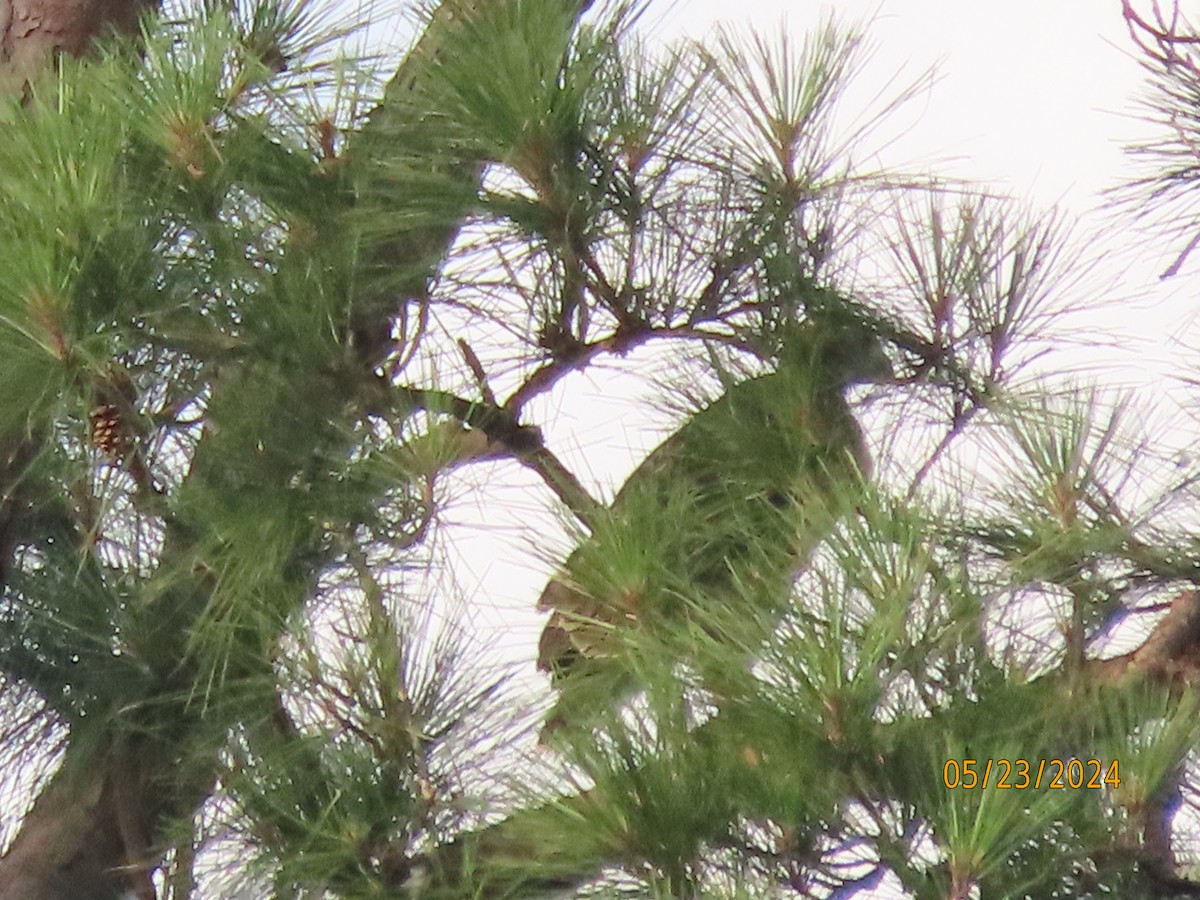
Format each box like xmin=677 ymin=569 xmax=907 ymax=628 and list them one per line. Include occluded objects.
xmin=397 ymin=386 xmax=602 ymax=525
xmin=457 ymin=338 xmax=497 ymax=406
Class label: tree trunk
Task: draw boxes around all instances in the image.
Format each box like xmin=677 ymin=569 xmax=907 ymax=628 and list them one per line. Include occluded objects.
xmin=0 ymin=0 xmax=154 ymax=94
xmin=0 ymin=738 xmax=164 ymax=900
xmin=0 ymin=3 xmax=160 ymax=897
xmin=0 ymin=0 xmax=595 ymax=895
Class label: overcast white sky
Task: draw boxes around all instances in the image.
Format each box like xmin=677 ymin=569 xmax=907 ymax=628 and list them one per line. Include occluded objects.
xmin=441 ymin=0 xmax=1193 ymax=640
xmin=664 ymin=0 xmax=1146 ymax=206
xmin=5 ymin=5 xmax=1185 ymax=898
xmin=657 ymin=0 xmax=1193 ymax=356
xmin=412 ymin=5 xmax=1197 ymax=895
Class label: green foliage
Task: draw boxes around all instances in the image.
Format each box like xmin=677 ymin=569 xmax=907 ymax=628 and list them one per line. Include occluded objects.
xmin=0 ymin=0 xmax=1198 ymax=898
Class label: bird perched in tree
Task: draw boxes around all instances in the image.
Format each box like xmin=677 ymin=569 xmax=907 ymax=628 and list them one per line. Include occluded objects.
xmin=535 ymin=318 xmax=892 ymax=736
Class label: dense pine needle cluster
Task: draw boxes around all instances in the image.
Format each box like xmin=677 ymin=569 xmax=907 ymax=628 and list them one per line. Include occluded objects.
xmin=0 ymin=0 xmax=1199 ymax=898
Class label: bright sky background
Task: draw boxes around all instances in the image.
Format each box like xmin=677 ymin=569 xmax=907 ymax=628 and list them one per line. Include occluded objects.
xmin=654 ymin=0 xmax=1190 ymax=359
xmin=390 ymin=3 xmax=1196 ymax=896
xmin=2 ymin=4 xmax=1184 ymax=898
xmin=441 ymin=0 xmax=1193 ymax=657
xmin=665 ymin=0 xmax=1145 ymax=207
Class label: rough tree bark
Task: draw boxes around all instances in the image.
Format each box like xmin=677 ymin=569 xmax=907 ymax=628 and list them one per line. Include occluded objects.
xmin=0 ymin=3 xmax=163 ymax=896
xmin=0 ymin=0 xmax=593 ymax=897
xmin=0 ymin=739 xmax=170 ymax=900
xmin=0 ymin=0 xmax=152 ymax=94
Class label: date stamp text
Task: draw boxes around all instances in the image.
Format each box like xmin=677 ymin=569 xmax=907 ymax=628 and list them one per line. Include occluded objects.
xmin=942 ymin=758 xmax=1120 ymax=790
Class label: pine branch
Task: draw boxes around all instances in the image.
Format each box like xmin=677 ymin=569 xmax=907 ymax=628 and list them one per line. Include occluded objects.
xmin=396 ymin=385 xmax=603 ymax=525
xmin=345 ymin=0 xmax=599 ymax=369
xmin=0 ymin=1 xmax=603 ymax=893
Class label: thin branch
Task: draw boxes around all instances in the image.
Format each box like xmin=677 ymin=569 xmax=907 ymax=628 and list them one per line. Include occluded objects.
xmin=1124 ymin=0 xmax=1200 ymax=49
xmin=517 ymin=446 xmax=603 ymax=528
xmin=904 ymin=398 xmax=982 ymax=501
xmin=457 ymin=338 xmax=497 ymax=406
xmin=504 ymin=324 xmax=750 ymax=413
xmin=397 ymin=386 xmax=602 ymax=525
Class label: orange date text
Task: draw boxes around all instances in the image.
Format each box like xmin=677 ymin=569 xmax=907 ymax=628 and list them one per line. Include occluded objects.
xmin=942 ymin=758 xmax=1120 ymax=790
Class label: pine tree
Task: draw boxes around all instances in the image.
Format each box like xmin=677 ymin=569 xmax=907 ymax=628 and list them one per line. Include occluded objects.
xmin=536 ymin=318 xmax=891 ymax=738
xmin=1 ymin=0 xmax=1200 ymax=898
